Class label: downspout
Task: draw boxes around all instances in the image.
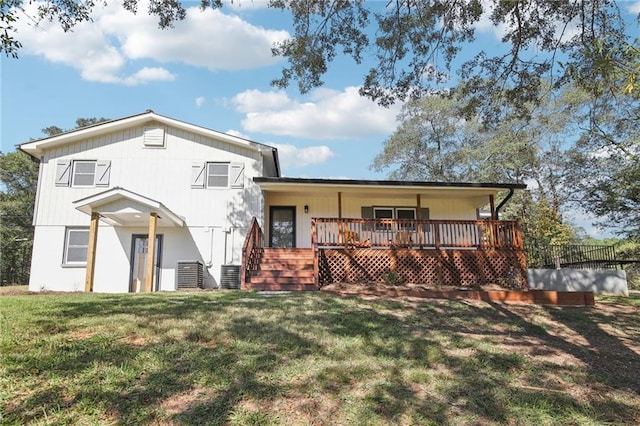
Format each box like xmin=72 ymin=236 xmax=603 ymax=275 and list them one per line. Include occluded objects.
xmin=494 ymin=188 xmax=515 ymax=220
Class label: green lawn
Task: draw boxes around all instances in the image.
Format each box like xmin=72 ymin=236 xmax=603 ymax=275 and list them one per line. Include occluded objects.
xmin=1 ymin=290 xmax=639 ymax=425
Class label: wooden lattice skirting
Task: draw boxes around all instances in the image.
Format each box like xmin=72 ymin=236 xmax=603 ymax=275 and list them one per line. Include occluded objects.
xmin=318 ymin=248 xmax=528 ymax=288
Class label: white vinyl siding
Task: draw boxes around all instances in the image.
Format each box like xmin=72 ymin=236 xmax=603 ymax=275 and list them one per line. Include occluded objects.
xmin=63 ymin=227 xmax=89 ymax=265
xmin=34 ymin=123 xmax=264 ymax=226
xmin=72 ymin=161 xmax=96 ymax=187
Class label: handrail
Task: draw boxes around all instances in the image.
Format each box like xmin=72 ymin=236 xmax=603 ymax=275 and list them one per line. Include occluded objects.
xmin=241 ymin=217 xmax=263 ymax=289
xmin=312 ymin=218 xmax=524 ymax=250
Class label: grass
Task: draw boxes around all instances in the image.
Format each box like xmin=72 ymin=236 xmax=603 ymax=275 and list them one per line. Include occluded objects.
xmin=1 ymin=290 xmax=639 ymax=425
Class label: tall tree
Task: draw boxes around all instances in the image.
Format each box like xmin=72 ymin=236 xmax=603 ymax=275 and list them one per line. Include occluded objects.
xmin=563 ymin=87 xmax=640 ymax=237
xmin=371 ymin=95 xmax=476 ymax=181
xmin=372 ymin=86 xmax=581 ymax=248
xmin=0 ymin=150 xmax=38 ymax=285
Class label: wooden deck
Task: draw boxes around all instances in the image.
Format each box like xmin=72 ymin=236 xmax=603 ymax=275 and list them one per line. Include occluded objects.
xmin=242 ymin=218 xmax=528 ymax=291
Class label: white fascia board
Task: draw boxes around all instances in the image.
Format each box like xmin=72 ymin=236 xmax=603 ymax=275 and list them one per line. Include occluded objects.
xmin=19 ymin=111 xmax=276 ymax=158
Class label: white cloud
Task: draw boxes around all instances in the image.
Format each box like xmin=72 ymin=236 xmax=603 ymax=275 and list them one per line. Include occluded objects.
xmin=122 ymin=67 xmax=176 ymax=85
xmin=231 ymin=87 xmax=401 ymax=140
xmin=222 ymin=129 xmax=335 ymax=168
xmin=628 ymin=2 xmax=640 ymax=14
xmin=272 ymin=144 xmax=335 ymax=169
xmin=13 ymin=1 xmax=289 ymax=85
xmin=111 ymin=6 xmax=289 ymax=70
xmin=195 ymin=97 xmax=206 ymax=107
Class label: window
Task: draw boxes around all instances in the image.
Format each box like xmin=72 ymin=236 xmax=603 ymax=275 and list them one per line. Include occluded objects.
xmin=56 ymin=159 xmax=111 ymax=187
xmin=63 ymin=228 xmax=89 ymax=265
xmin=374 ymin=208 xmax=394 ymax=230
xmin=72 ymin=161 xmax=96 ymax=186
xmin=192 ymin=162 xmax=244 ymax=189
xmin=396 ymin=208 xmax=416 ymax=230
xmin=207 ymin=163 xmax=229 ymax=188
xmin=363 ymin=206 xmax=429 ymax=231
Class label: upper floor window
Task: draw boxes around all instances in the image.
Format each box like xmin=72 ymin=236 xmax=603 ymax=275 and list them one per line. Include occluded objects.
xmin=72 ymin=161 xmax=96 ymax=186
xmin=207 ymin=163 xmax=229 ymax=188
xmin=56 ymin=159 xmax=111 ymax=188
xmin=192 ymin=162 xmax=245 ymax=189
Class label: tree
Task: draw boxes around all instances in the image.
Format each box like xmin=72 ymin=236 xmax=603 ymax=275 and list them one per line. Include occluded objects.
xmin=562 ymin=87 xmax=640 ymax=238
xmin=0 ymin=150 xmax=38 ymax=285
xmin=372 ymin=86 xmax=582 ymax=250
xmin=371 ymin=95 xmax=477 ymax=181
xmin=0 ymin=117 xmax=109 ymax=285
xmin=2 ymin=1 xmax=638 ymax=108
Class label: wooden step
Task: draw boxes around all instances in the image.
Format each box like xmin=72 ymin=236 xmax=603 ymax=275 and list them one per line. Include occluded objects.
xmin=259 ymin=253 xmax=314 ymax=262
xmin=250 ymin=270 xmax=314 ymax=279
xmin=248 ymin=276 xmax=316 ymax=285
xmin=260 ymin=249 xmax=313 ymax=259
xmin=246 ymin=283 xmax=318 ymax=291
xmin=257 ymin=262 xmax=313 ymax=271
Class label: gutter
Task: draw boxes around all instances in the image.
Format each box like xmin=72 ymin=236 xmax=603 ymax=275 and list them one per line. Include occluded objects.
xmin=495 ymin=188 xmax=515 ymax=219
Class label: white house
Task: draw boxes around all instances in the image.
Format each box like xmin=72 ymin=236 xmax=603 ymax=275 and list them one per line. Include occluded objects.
xmin=20 ymin=111 xmax=278 ymax=292
xmin=20 ymin=111 xmax=528 ymax=293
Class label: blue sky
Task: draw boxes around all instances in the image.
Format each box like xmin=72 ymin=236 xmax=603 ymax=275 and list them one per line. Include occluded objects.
xmin=2 ymin=0 xmax=639 ymax=236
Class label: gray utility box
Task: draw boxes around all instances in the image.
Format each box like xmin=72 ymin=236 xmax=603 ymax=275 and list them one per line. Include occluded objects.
xmin=176 ymin=261 xmax=204 ymax=289
xmin=220 ymin=264 xmax=241 ymax=289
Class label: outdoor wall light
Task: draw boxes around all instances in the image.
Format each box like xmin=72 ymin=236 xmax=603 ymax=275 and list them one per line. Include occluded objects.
xmin=304 ymin=205 xmax=309 ymax=213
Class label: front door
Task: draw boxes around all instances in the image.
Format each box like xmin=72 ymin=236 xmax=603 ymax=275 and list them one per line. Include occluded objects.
xmin=130 ymin=235 xmax=163 ymax=292
xmin=269 ymin=206 xmax=296 ymax=248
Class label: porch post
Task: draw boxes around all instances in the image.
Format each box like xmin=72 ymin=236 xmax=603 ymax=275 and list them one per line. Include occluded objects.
xmin=145 ymin=213 xmax=158 ymax=292
xmin=337 ymin=192 xmax=345 ymax=247
xmin=312 ymin=219 xmax=319 ymax=287
xmin=489 ymin=194 xmax=496 ymax=219
xmin=84 ymin=212 xmax=100 ymax=292
xmin=416 ymin=194 xmax=423 ymax=247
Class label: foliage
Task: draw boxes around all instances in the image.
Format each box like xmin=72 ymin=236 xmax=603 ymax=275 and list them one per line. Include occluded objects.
xmin=270 ymin=0 xmax=640 ymax=115
xmin=2 ymin=1 xmax=638 ymax=113
xmin=1 ymin=291 xmax=639 ymax=424
xmin=41 ymin=117 xmax=110 ymax=138
xmin=562 ymin=88 xmax=640 ymax=238
xmin=615 ymin=239 xmax=640 ymax=290
xmin=381 ymin=269 xmax=403 ymax=286
xmin=372 ymin=95 xmax=479 ymax=181
xmin=0 ymin=150 xmax=38 ymax=285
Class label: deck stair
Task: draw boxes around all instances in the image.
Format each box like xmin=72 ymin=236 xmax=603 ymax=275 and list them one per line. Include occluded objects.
xmin=245 ymin=248 xmax=316 ymax=291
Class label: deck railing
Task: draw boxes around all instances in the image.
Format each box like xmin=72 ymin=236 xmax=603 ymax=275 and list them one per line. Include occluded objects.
xmin=313 ymin=218 xmax=524 ymax=250
xmin=241 ymin=217 xmax=264 ymax=289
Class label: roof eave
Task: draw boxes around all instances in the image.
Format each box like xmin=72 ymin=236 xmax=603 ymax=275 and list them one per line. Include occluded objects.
xmin=18 ymin=110 xmax=277 ymax=157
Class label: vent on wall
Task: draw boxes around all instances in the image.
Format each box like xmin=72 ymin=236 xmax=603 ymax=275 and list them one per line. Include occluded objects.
xmin=176 ymin=261 xmax=203 ymax=289
xmin=143 ymin=127 xmax=166 ymax=147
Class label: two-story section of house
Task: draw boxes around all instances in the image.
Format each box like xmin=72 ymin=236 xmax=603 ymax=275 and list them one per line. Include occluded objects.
xmin=19 ymin=111 xmax=279 ymax=293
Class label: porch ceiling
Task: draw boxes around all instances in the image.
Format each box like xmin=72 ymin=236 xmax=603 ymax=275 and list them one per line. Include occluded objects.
xmin=73 ymin=187 xmax=185 ymax=227
xmin=254 ymin=178 xmax=524 ymax=204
